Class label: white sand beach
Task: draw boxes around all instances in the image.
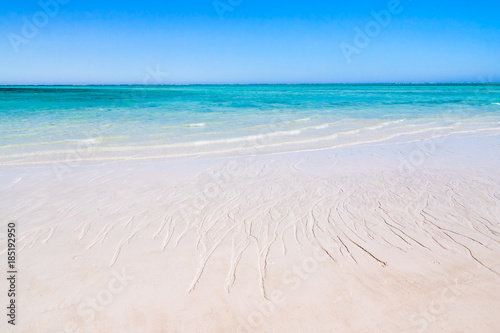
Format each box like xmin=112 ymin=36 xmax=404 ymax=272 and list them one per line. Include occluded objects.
xmin=1 ymin=134 xmax=500 ymax=333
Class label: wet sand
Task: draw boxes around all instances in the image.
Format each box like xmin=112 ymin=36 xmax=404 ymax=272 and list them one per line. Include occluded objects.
xmin=1 ymin=135 xmax=500 ymax=332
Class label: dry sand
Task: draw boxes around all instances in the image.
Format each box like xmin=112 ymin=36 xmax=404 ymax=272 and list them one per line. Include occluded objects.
xmin=1 ymin=135 xmax=500 ymax=332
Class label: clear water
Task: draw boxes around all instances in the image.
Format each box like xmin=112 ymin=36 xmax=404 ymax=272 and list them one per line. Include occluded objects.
xmin=1 ymin=84 xmax=500 ymax=165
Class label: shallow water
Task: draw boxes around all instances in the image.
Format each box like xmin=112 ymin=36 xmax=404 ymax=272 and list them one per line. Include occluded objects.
xmin=1 ymin=84 xmax=500 ymax=164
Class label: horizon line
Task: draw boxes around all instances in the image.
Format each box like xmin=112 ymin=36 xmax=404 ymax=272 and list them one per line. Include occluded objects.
xmin=1 ymin=82 xmax=499 ymax=87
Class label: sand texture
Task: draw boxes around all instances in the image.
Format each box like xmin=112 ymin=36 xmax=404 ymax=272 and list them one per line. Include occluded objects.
xmin=1 ymin=135 xmax=500 ymax=332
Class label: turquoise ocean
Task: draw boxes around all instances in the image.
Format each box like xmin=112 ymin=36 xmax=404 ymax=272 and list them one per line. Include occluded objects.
xmin=1 ymin=84 xmax=500 ymax=166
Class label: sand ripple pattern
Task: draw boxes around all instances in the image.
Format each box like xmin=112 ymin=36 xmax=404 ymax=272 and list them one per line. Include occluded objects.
xmin=2 ymin=162 xmax=500 ymax=296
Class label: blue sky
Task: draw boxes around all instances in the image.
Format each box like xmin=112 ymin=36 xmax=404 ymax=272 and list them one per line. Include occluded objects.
xmin=1 ymin=0 xmax=499 ymax=84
